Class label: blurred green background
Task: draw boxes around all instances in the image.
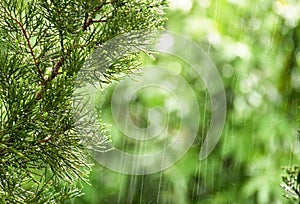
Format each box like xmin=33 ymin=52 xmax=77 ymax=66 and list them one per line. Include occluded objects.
xmin=73 ymin=0 xmax=300 ymax=203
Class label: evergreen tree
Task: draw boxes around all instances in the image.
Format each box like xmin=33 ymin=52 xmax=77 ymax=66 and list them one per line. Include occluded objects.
xmin=0 ymin=0 xmax=167 ymax=203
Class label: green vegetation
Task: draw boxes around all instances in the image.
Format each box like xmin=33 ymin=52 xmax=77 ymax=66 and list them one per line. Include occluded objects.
xmin=1 ymin=0 xmax=299 ymax=203
xmin=76 ymin=0 xmax=300 ymax=203
xmin=0 ymin=0 xmax=166 ymax=203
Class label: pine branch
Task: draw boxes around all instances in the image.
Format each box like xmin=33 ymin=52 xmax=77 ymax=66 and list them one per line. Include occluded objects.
xmin=3 ymin=8 xmax=45 ymax=85
xmin=36 ymin=1 xmax=109 ymax=100
xmin=0 ymin=0 xmax=167 ymax=202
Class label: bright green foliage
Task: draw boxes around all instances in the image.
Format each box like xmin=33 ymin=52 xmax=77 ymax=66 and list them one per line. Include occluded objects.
xmin=0 ymin=0 xmax=166 ymax=203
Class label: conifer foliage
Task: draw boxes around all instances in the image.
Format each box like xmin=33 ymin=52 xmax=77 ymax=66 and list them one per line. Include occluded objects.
xmin=0 ymin=0 xmax=166 ymax=202
xmin=282 ymin=166 xmax=300 ymax=203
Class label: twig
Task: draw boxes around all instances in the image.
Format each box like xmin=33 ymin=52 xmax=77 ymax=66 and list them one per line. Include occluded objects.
xmin=36 ymin=56 xmax=66 ymax=100
xmin=82 ymin=2 xmax=110 ymax=31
